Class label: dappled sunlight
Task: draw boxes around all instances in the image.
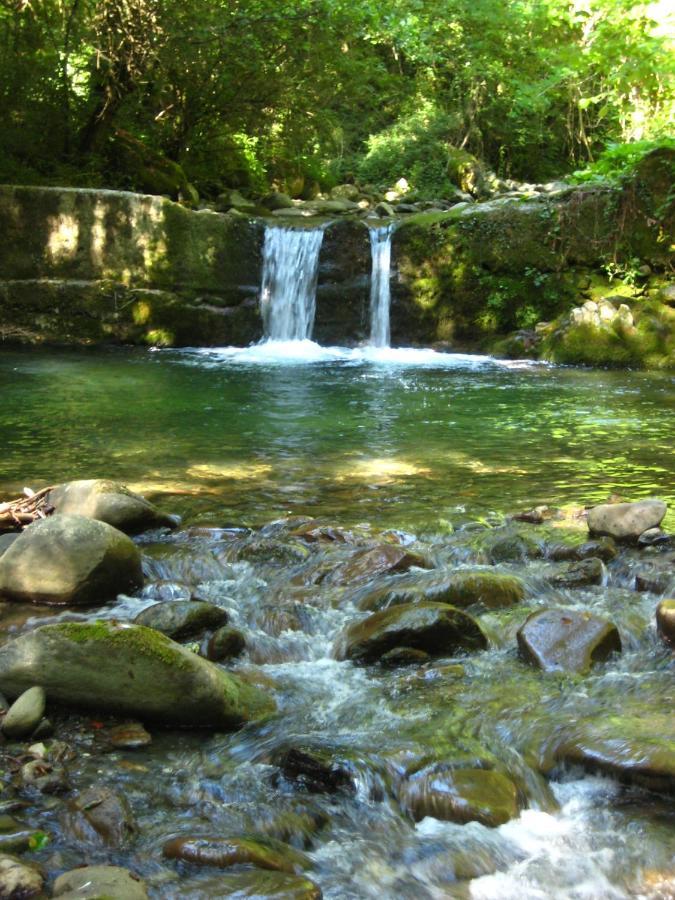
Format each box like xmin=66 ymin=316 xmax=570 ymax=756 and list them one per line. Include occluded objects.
xmin=336 ymin=457 xmax=432 ymax=485
xmin=90 ymin=201 xmax=107 ymax=268
xmin=46 ymin=213 xmax=79 ymax=263
xmin=186 ymin=462 xmax=274 ymax=481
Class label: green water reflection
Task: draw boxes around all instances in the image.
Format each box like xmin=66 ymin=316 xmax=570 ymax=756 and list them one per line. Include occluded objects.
xmin=0 ymin=347 xmax=673 ymax=530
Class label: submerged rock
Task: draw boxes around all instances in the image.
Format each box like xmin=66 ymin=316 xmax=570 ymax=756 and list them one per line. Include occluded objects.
xmin=181 ymin=871 xmax=322 ymax=899
xmin=65 ymin=786 xmax=137 ymax=847
xmin=334 ymin=602 xmax=487 ymax=664
xmin=107 ymin=722 xmax=152 ymax=749
xmin=328 ymin=544 xmax=429 ymax=585
xmin=547 ymin=536 xmax=617 ymax=563
xmin=587 ymin=499 xmax=667 ymax=541
xmin=656 ymin=599 xmax=675 ymax=647
xmin=134 ymin=600 xmax=228 ymax=639
xmin=400 ymin=768 xmax=519 ymax=827
xmin=547 ymin=557 xmax=604 ymax=588
xmin=517 ymin=608 xmax=621 ymax=674
xmin=274 ymin=747 xmax=354 ymax=795
xmin=554 ymin=713 xmax=675 ymax=794
xmin=0 ymin=622 xmax=275 ymax=729
xmin=47 ymin=479 xmax=176 ymax=534
xmin=52 ymin=865 xmax=148 ymax=899
xmin=163 ymin=835 xmax=312 ymax=873
xmin=1 ymin=687 xmax=45 ymax=739
xmin=0 ymin=515 xmax=142 ymax=605
xmin=359 ymin=570 xmax=525 ymax=612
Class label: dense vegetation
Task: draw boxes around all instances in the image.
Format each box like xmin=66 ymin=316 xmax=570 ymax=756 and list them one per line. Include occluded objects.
xmin=0 ymin=0 xmax=672 ymax=198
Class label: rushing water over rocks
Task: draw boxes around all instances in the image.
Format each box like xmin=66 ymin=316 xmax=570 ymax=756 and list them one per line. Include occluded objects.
xmin=368 ymin=224 xmax=394 ymax=347
xmin=0 ymin=349 xmax=673 ymax=898
xmin=261 ymin=226 xmax=325 ymax=341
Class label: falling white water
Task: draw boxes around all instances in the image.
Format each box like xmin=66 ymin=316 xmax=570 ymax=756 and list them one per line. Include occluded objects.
xmin=260 ymin=225 xmax=324 ymax=341
xmin=369 ymin=223 xmax=394 ymax=347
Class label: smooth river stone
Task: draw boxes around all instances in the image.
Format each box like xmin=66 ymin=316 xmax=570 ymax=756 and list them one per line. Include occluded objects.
xmin=0 ymin=515 xmax=142 ymax=606
xmin=134 ymin=600 xmax=228 ymax=639
xmin=1 ymin=686 xmax=45 ymax=739
xmin=47 ymin=478 xmax=176 ymax=534
xmin=656 ymin=599 xmax=675 ymax=647
xmin=327 ymin=544 xmax=430 ymax=585
xmin=359 ymin=570 xmax=525 ymax=612
xmin=400 ymin=768 xmax=519 ymax=827
xmin=53 ymin=865 xmax=149 ymax=899
xmin=587 ymin=499 xmax=667 ymax=541
xmin=334 ymin=602 xmax=487 ymax=664
xmin=163 ymin=835 xmax=312 ymax=873
xmin=517 ymin=608 xmax=621 ymax=674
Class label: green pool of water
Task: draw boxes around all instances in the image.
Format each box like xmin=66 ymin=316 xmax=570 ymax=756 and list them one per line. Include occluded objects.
xmin=1 ymin=346 xmax=672 ymax=530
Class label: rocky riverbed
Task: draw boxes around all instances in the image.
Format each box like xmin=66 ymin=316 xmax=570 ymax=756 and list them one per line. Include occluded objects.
xmin=0 ymin=480 xmax=673 ymax=898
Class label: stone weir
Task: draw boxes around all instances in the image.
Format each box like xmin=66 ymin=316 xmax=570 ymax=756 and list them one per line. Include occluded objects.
xmin=0 ymin=186 xmax=374 ymax=347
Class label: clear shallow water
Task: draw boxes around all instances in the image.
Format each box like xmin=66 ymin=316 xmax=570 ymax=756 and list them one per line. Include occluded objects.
xmin=0 ymin=343 xmax=672 ymax=530
xmin=0 ymin=342 xmax=674 ymax=899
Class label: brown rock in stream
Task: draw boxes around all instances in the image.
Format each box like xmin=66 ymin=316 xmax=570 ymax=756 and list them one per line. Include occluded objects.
xmin=65 ymin=786 xmax=137 ymax=847
xmin=163 ymin=835 xmax=312 ymax=873
xmin=656 ymin=599 xmax=675 ymax=647
xmin=327 ymin=544 xmax=429 ymax=585
xmin=517 ymin=608 xmax=621 ymax=674
xmin=400 ymin=768 xmax=519 ymax=827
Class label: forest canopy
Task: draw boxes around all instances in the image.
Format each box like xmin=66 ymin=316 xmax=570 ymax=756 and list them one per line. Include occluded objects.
xmin=0 ymin=0 xmax=673 ymax=199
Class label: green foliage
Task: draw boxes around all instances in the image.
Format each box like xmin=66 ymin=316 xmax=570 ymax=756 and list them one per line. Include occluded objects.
xmin=571 ymin=138 xmax=675 ymax=184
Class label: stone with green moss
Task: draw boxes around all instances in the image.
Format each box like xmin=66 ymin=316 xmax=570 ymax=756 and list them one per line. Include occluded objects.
xmin=163 ymin=834 xmax=312 ymax=873
xmin=135 ymin=600 xmax=228 ymax=640
xmin=359 ymin=569 xmax=525 ymax=612
xmin=0 ymin=621 xmax=275 ymax=728
xmin=334 ymin=602 xmax=487 ymax=663
xmin=399 ymin=767 xmax=519 ymax=826
xmin=182 ymin=871 xmax=322 ymax=899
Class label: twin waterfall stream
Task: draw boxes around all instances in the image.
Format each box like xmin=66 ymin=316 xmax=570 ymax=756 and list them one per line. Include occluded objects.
xmin=260 ymin=223 xmax=394 ymax=345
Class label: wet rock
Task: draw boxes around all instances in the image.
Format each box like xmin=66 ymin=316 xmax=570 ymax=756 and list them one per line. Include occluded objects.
xmin=334 ymin=602 xmax=487 ymax=664
xmin=485 ymin=529 xmax=543 ymax=563
xmin=0 ymin=854 xmax=43 ymax=899
xmin=328 ymin=544 xmax=429 ymax=585
xmin=1 ymin=687 xmax=45 ymax=739
xmin=258 ymin=810 xmax=329 ymax=849
xmin=555 ymin=713 xmax=675 ymax=794
xmin=163 ymin=834 xmax=312 ymax=873
xmin=400 ymin=768 xmax=519 ymax=827
xmin=547 ymin=557 xmax=604 ymax=588
xmin=0 ymin=816 xmax=35 ymax=853
xmin=380 ymin=647 xmax=430 ymax=667
xmin=274 ymin=747 xmax=354 ymax=794
xmin=638 ymin=528 xmax=671 ymax=546
xmin=134 ymin=600 xmax=228 ymax=640
xmin=65 ymin=786 xmax=137 ymax=847
xmin=236 ymin=539 xmax=310 ymax=567
xmin=547 ymin=536 xmax=617 ymax=562
xmin=0 ymin=536 xmax=18 ymax=559
xmin=181 ymin=871 xmax=322 ymax=899
xmin=0 ymin=515 xmax=142 ymax=606
xmin=205 ymin=626 xmax=246 ymax=662
xmin=47 ymin=479 xmax=176 ymax=534
xmin=587 ymin=499 xmax=667 ymax=542
xmin=656 ymin=599 xmax=675 ymax=647
xmin=289 ymin=522 xmax=355 ymax=544
xmin=53 ymin=865 xmax=148 ymax=899
xmin=139 ymin=580 xmax=192 ymax=602
xmin=20 ymin=759 xmax=69 ymax=794
xmin=511 ymin=505 xmax=560 ymax=524
xmin=360 ymin=569 xmax=525 ymax=609
xmin=107 ymin=722 xmax=152 ymax=749
xmin=0 ymin=621 xmax=275 ymax=729
xmin=517 ymin=608 xmax=621 ymax=674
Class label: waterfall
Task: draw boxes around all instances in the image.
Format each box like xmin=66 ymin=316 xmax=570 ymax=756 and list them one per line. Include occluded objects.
xmin=369 ymin=224 xmax=394 ymax=347
xmin=260 ymin=225 xmax=324 ymax=341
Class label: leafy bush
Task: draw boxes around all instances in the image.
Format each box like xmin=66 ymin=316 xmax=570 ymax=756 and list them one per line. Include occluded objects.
xmin=570 ymin=138 xmax=675 ymax=185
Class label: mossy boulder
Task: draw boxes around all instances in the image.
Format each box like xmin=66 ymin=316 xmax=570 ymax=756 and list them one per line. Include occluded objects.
xmin=358 ymin=569 xmax=525 ymax=612
xmin=547 ymin=557 xmax=604 ymax=588
xmin=48 ymin=479 xmax=175 ymax=534
xmin=554 ymin=713 xmax=675 ymax=794
xmin=517 ymin=608 xmax=621 ymax=674
xmin=446 ymin=147 xmax=494 ymax=198
xmin=111 ymin=130 xmax=197 ymax=203
xmin=0 ymin=621 xmax=275 ymax=728
xmin=0 ymin=514 xmax=142 ymax=606
xmin=334 ymin=602 xmax=487 ymax=664
xmin=399 ymin=767 xmax=519 ymax=826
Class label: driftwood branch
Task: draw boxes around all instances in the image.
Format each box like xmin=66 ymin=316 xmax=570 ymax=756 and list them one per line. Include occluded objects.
xmin=0 ymin=486 xmax=55 ymax=532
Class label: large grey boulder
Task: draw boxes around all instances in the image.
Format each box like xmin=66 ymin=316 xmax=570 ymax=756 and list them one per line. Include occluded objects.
xmin=0 ymin=515 xmax=142 ymax=605
xmin=517 ymin=608 xmax=621 ymax=674
xmin=0 ymin=621 xmax=275 ymax=729
xmin=47 ymin=479 xmax=176 ymax=534
xmin=587 ymin=499 xmax=667 ymax=541
xmin=334 ymin=602 xmax=487 ymax=664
